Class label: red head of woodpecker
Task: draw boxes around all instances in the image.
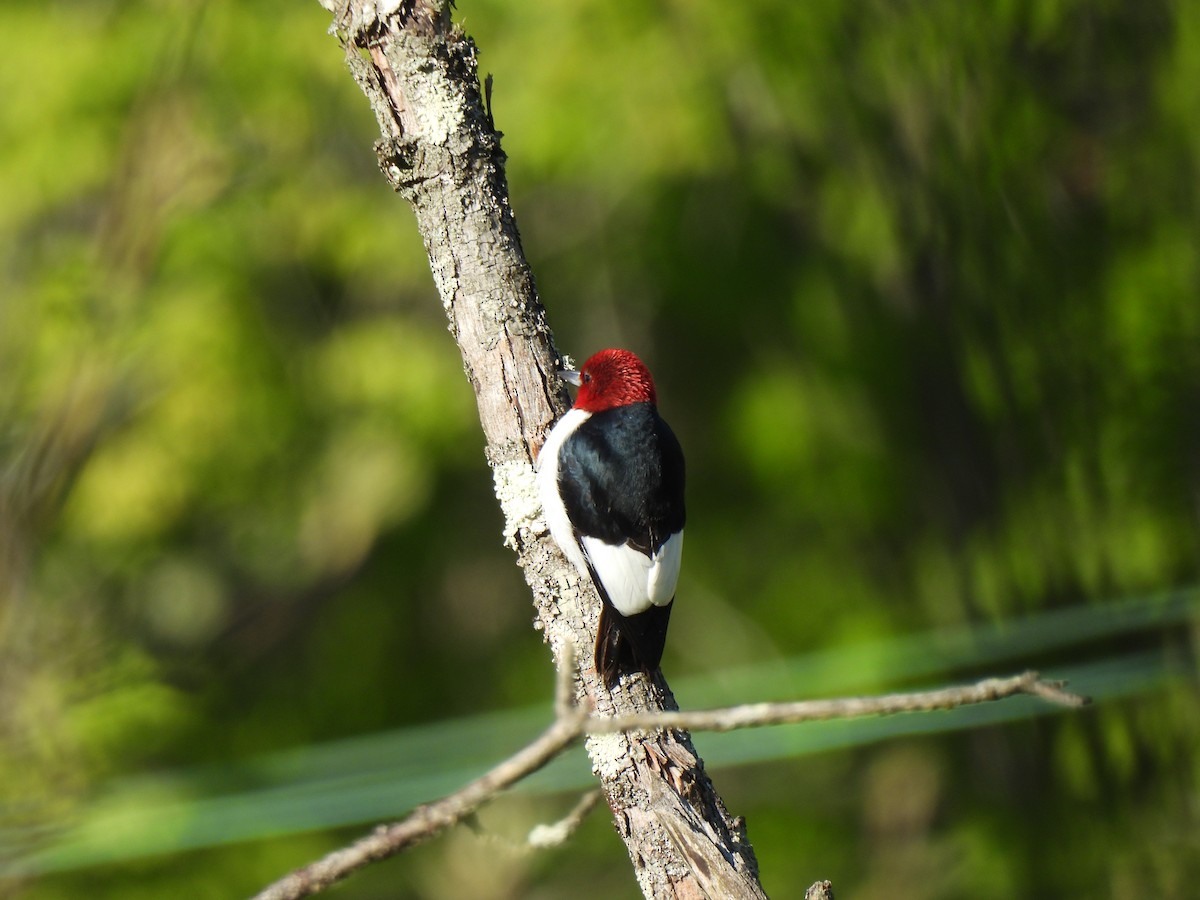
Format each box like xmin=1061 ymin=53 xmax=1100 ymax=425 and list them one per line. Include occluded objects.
xmin=536 ymin=348 xmax=686 ymax=688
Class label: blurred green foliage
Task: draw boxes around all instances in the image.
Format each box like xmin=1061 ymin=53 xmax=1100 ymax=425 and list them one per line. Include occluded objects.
xmin=1 ymin=0 xmax=1198 ymax=897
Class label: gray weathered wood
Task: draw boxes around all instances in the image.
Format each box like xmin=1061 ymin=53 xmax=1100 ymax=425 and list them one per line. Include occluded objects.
xmin=319 ymin=2 xmax=768 ymax=896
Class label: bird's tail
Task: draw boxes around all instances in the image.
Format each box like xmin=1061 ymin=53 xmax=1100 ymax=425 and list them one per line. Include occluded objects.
xmin=595 ymin=600 xmax=673 ymax=689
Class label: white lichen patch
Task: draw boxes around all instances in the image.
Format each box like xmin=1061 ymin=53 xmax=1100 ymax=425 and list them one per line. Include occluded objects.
xmin=587 ymin=732 xmax=632 ymax=780
xmin=385 ymin=36 xmax=465 ymax=147
xmin=546 ymin=624 xmax=587 ymax=670
xmin=492 ymin=457 xmax=543 ymax=550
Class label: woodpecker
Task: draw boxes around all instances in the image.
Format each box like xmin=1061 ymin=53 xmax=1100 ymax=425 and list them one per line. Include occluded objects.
xmin=536 ymin=348 xmax=685 ymax=688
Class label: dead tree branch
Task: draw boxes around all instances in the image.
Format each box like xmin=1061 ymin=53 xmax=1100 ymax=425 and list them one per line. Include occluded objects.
xmin=308 ymin=0 xmax=765 ymax=896
xmin=250 ymin=705 xmax=588 ymax=900
xmin=251 ymin=671 xmax=1087 ymax=900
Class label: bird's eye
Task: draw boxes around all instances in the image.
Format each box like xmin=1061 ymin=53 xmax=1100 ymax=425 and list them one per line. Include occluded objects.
xmin=582 ymin=372 xmax=592 ymax=384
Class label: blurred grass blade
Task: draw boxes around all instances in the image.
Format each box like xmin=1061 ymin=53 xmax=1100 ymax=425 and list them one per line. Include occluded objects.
xmin=3 ymin=590 xmax=1196 ymax=878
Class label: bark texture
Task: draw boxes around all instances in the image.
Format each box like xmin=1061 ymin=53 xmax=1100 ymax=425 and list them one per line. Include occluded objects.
xmin=318 ymin=1 xmax=767 ymax=896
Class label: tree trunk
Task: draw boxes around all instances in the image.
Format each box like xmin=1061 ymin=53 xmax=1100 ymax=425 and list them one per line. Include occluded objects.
xmin=317 ymin=2 xmax=768 ymax=896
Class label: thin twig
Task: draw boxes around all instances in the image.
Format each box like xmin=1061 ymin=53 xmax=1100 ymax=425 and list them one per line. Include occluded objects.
xmin=527 ymin=789 xmax=604 ymax=849
xmin=586 ymin=670 xmax=1090 ymax=736
xmin=554 ymin=640 xmax=580 ymax=720
xmin=465 ymin=788 xmax=603 ymax=853
xmin=250 ymin=670 xmax=1086 ymax=900
xmin=249 ymin=705 xmax=589 ymax=900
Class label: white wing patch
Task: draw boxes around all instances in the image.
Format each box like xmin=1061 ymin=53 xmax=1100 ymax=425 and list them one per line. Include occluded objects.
xmin=580 ymin=531 xmax=683 ymax=617
xmin=536 ymin=408 xmax=592 ymax=576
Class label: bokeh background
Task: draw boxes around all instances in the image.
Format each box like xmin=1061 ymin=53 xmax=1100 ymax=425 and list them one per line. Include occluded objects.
xmin=2 ymin=1 xmax=1199 ymax=897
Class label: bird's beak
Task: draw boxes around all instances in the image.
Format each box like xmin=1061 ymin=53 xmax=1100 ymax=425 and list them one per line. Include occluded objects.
xmin=558 ymin=369 xmax=582 ymax=387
